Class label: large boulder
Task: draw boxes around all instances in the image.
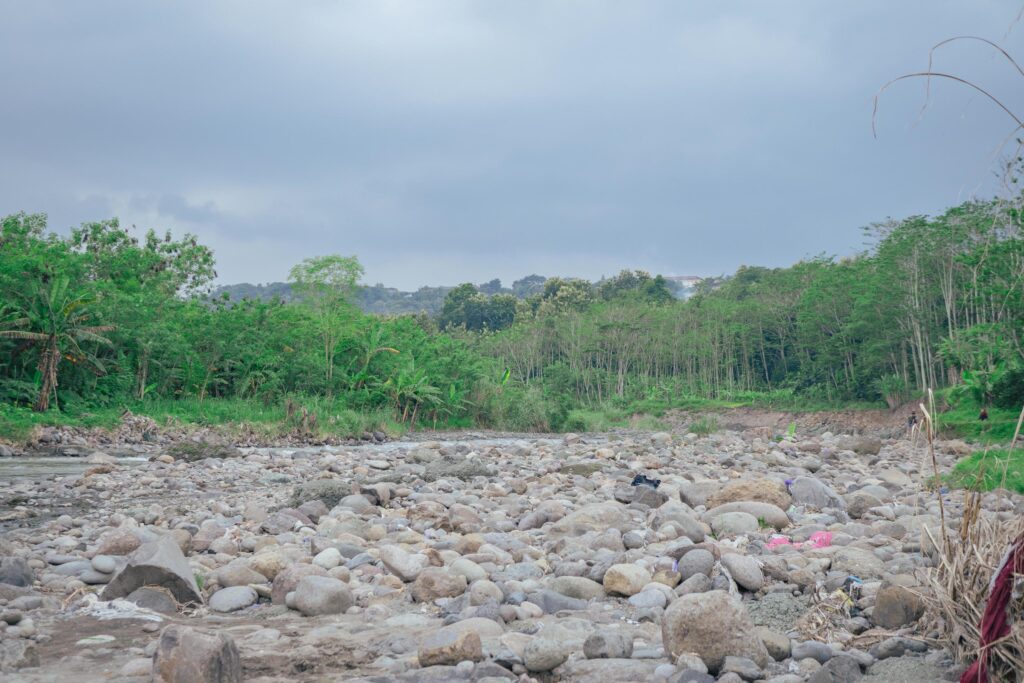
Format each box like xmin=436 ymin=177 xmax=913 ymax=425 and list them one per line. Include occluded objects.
xmin=152 ymin=625 xmax=242 ymax=683
xmin=166 ymin=441 xmax=243 ymax=462
xmin=96 ymin=529 xmax=144 ymax=556
xmin=410 ymin=567 xmax=467 ymax=602
xmin=290 ymin=480 xmax=351 ymax=509
xmin=603 ymin=564 xmax=652 ymax=597
xmin=0 ymin=558 xmax=33 ymax=587
xmin=652 ymin=501 xmax=706 ymax=542
xmin=706 ymin=479 xmax=791 ymax=510
xmin=0 ymin=640 xmax=38 ymax=673
xmin=844 ymin=491 xmax=884 ymax=519
xmin=720 ymin=553 xmax=764 ymax=591
xmin=101 ymin=536 xmax=202 ymax=605
xmin=549 ymin=503 xmax=634 ymax=537
xmin=679 ymin=481 xmax=720 ymax=508
xmin=661 ymin=590 xmax=769 ymax=674
xmin=549 ymin=576 xmax=605 ymax=601
xmin=703 ymin=502 xmax=789 ymax=531
xmin=292 ymin=576 xmax=353 ymax=616
xmin=830 ymin=547 xmax=885 ymax=578
xmin=208 ymin=586 xmax=257 ymax=613
xmin=271 ymin=564 xmax=326 ymax=604
xmin=379 ymin=545 xmax=428 ymax=582
xmin=837 ymin=436 xmax=882 ymax=456
xmin=789 ymin=477 xmax=846 ymax=511
xmin=422 ymin=455 xmax=495 ymax=482
xmin=417 ymin=625 xmax=484 ymax=667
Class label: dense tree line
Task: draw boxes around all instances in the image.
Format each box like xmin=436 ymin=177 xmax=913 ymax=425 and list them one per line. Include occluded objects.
xmin=477 ymin=198 xmax=1024 ymax=416
xmin=2 ymin=194 xmax=1021 ymax=432
xmin=0 ymin=214 xmax=496 ymax=427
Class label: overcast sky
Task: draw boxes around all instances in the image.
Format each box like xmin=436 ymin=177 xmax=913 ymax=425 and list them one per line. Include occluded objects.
xmin=2 ymin=2 xmax=1022 ymax=289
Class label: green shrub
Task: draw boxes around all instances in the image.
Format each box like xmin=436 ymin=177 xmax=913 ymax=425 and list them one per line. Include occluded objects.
xmin=689 ymin=415 xmax=719 ymax=435
xmin=947 ymin=449 xmax=1024 ymax=494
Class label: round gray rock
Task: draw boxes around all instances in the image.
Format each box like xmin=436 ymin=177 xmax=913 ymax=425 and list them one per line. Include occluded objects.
xmin=292 ymin=576 xmax=353 ymax=616
xmin=209 ymin=586 xmax=258 ymax=613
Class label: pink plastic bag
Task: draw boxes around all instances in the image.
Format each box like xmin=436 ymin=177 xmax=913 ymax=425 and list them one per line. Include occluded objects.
xmin=806 ymin=531 xmax=832 ymax=548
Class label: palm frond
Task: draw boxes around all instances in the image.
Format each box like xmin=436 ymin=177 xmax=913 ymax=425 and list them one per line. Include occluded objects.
xmin=0 ymin=330 xmax=49 ymax=341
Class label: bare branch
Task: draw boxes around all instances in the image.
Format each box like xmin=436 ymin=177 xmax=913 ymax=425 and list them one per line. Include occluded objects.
xmin=873 ymin=71 xmax=1023 ymax=139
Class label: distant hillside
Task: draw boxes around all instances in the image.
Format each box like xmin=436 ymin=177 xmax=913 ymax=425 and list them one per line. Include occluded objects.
xmin=212 ymin=272 xmax=703 ymax=316
xmin=212 ymin=275 xmax=551 ymax=316
xmin=212 ymin=282 xmax=454 ymax=316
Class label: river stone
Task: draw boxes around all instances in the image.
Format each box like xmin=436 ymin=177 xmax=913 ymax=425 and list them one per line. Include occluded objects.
xmin=0 ymin=640 xmax=38 ymax=672
xmin=292 ymin=576 xmax=353 ymax=616
xmin=653 ymin=501 xmax=706 ymax=542
xmin=679 ymin=481 xmax=719 ymax=508
xmin=808 ymin=654 xmax=863 ymax=683
xmin=312 ymin=548 xmax=342 ymax=570
xmin=603 ymin=564 xmax=652 ymax=596
xmin=449 ymin=558 xmax=486 ymax=583
xmin=523 ymin=636 xmax=570 ymax=672
xmin=844 ymin=491 xmax=884 ymax=519
xmin=271 ymin=564 xmax=327 ymax=604
xmin=422 ymin=455 xmax=495 ymax=482
xmin=830 ymin=547 xmax=885 ymax=578
xmin=721 ymin=655 xmax=764 ymax=681
xmin=711 ymin=511 xmax=760 ymax=537
xmin=837 ymin=436 xmax=881 ymax=455
xmin=789 ymin=477 xmax=846 ymax=511
xmin=661 ymin=590 xmax=769 ymax=674
xmin=793 ymin=640 xmax=834 ymax=663
xmin=871 ymin=584 xmax=925 ymax=629
xmin=679 ymin=549 xmax=715 ymax=580
xmin=96 ymin=529 xmax=143 ymax=556
xmin=0 ymin=558 xmax=33 ymax=587
xmin=721 ymin=553 xmax=764 ymax=591
xmin=379 ymin=545 xmax=428 ymax=582
xmin=209 ymin=586 xmax=258 ymax=613
xmin=756 ymin=627 xmax=791 ymax=661
xmin=584 ymin=631 xmax=634 ymax=659
xmin=560 ymin=658 xmax=664 ymax=682
xmin=126 ymin=587 xmax=178 ymax=614
xmin=418 ymin=626 xmax=483 ymax=667
xmin=677 ymin=572 xmax=713 ymax=596
xmin=549 ymin=575 xmax=605 ymax=601
xmin=704 ymin=502 xmax=789 ymax=530
xmin=101 ymin=536 xmax=202 ymax=605
xmin=628 ymin=588 xmax=668 ymax=609
xmin=549 ymin=502 xmax=633 ymax=537
xmin=216 ymin=561 xmax=268 ymax=587
xmin=152 ymin=625 xmax=242 ymax=683
xmin=90 ymin=555 xmax=117 ymax=574
xmin=260 ymin=512 xmax=298 ymax=535
xmin=706 ymin=479 xmax=792 ymax=510
xmin=290 ymin=480 xmax=351 ymax=509
xmin=410 ymin=567 xmax=467 ymax=602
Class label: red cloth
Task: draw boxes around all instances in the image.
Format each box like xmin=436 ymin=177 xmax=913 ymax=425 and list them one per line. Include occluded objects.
xmin=961 ymin=535 xmax=1024 ymax=683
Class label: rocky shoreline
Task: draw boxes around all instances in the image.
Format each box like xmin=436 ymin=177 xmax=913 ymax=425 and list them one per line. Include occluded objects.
xmin=0 ymin=423 xmax=1013 ymax=682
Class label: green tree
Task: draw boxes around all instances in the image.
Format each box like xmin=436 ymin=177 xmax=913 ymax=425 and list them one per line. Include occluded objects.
xmin=288 ymin=255 xmax=365 ymax=392
xmin=0 ymin=277 xmax=114 ymax=411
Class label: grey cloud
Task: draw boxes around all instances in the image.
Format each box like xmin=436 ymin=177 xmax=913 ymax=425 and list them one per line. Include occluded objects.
xmin=0 ymin=2 xmax=1020 ymax=289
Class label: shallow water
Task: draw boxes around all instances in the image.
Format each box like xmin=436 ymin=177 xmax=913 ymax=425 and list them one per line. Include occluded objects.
xmin=0 ymin=456 xmax=148 ymax=483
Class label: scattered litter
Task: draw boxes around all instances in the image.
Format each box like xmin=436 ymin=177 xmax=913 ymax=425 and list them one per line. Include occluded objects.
xmin=766 ymin=531 xmax=832 ymax=550
xmin=76 ymin=635 xmax=117 ymax=646
xmin=73 ymin=593 xmax=165 ymax=622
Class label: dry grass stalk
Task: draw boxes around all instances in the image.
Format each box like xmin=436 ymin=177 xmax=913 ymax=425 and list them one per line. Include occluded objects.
xmin=922 ymin=514 xmax=1024 ymax=681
